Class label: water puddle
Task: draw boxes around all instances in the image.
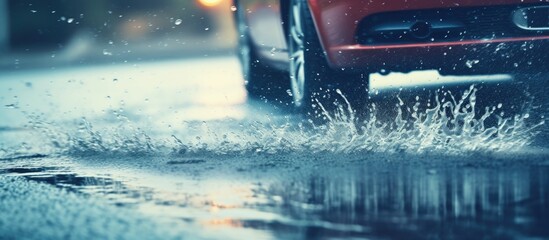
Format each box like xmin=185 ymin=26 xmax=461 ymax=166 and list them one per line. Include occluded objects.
xmin=1 ymin=155 xmax=548 ymax=239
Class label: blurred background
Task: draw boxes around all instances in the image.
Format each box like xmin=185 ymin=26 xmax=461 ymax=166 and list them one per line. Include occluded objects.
xmin=0 ymin=0 xmax=236 ymax=69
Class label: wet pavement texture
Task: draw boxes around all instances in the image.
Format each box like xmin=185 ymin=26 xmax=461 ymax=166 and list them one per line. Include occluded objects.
xmin=0 ymin=55 xmax=548 ymax=240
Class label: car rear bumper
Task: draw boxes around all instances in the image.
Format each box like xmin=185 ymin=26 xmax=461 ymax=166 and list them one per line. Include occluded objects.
xmin=329 ymin=37 xmax=549 ymax=74
xmin=307 ymin=0 xmax=549 ymax=74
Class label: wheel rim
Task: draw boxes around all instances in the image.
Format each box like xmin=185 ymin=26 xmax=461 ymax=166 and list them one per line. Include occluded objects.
xmin=289 ymin=0 xmax=306 ymax=107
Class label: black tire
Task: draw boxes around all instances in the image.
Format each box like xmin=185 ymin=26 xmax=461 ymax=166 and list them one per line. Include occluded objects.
xmin=235 ymin=1 xmax=288 ymax=100
xmin=288 ymin=0 xmax=369 ymax=116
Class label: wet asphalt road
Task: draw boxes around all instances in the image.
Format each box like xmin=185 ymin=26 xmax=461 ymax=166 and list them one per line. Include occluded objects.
xmin=0 ymin=55 xmax=548 ymax=240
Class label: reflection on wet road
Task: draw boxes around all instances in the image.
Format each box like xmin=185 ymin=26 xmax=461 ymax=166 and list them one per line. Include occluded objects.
xmin=0 ymin=55 xmax=548 ymax=239
xmin=1 ymin=154 xmax=548 ymax=239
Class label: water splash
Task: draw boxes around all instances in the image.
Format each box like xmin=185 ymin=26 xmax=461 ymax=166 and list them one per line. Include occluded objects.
xmin=311 ymin=85 xmax=542 ymax=154
xmin=17 ymin=85 xmax=543 ymax=157
xmin=26 ymin=114 xmax=157 ymax=157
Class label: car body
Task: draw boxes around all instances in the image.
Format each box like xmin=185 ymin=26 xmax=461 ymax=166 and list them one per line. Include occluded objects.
xmin=234 ymin=0 xmax=549 ymax=108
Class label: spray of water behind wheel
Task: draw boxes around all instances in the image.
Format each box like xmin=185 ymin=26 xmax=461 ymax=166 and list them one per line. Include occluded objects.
xmin=310 ymin=79 xmax=544 ymax=150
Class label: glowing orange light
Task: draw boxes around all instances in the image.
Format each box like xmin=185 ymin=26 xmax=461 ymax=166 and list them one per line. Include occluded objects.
xmin=204 ymin=219 xmax=243 ymax=228
xmin=197 ymin=0 xmax=223 ymax=8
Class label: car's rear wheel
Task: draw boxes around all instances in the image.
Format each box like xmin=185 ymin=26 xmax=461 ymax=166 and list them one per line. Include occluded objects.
xmin=288 ymin=0 xmax=369 ymax=114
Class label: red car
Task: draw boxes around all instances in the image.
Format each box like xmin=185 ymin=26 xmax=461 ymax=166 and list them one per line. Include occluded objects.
xmin=234 ymin=0 xmax=549 ymax=108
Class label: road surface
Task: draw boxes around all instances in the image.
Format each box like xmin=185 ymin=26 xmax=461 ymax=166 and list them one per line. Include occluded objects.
xmin=0 ymin=55 xmax=548 ymax=240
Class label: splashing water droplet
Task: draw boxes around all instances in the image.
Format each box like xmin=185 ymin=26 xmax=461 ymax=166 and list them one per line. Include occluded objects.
xmin=286 ymin=89 xmax=293 ymax=97
xmin=465 ymin=59 xmax=479 ymax=68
